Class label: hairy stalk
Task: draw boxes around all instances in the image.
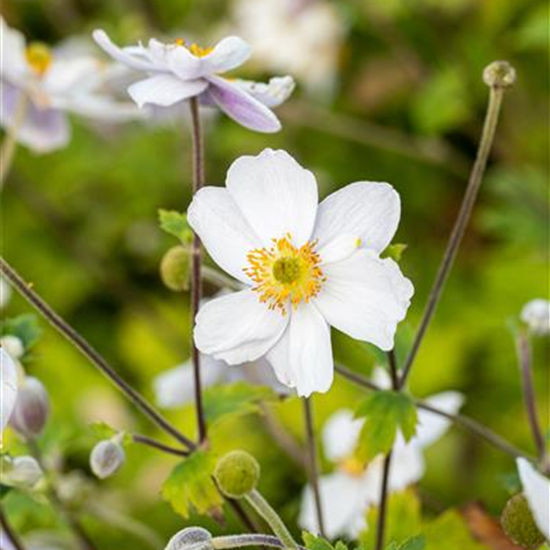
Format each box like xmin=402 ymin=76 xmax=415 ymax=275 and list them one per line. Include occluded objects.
xmin=515 ymin=332 xmax=547 ymax=468
xmin=0 ymin=95 xmax=27 ymax=190
xmin=399 ymin=68 xmax=512 ymax=389
xmin=245 ymin=490 xmax=298 ymax=548
xmin=0 ymin=256 xmax=196 ymax=451
xmin=0 ymin=503 xmax=27 ymax=550
xmin=212 ymin=534 xmax=307 ymax=550
xmin=132 ymin=434 xmax=190 ymax=457
xmin=189 ymin=96 xmax=207 ymax=444
xmin=303 ymin=398 xmax=325 ymax=536
xmin=334 ymin=363 xmax=533 ymax=460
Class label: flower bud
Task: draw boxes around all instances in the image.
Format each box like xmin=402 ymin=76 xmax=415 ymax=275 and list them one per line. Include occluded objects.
xmin=0 ymin=335 xmax=24 ymax=359
xmin=160 ymin=246 xmax=190 ymax=292
xmin=501 ymin=494 xmax=545 ymax=549
xmin=1 ymin=455 xmax=43 ymax=488
xmin=483 ymin=61 xmax=516 ymax=89
xmin=165 ymin=527 xmax=213 ymax=550
xmin=90 ymin=438 xmax=125 ymax=479
xmin=10 ymin=377 xmax=50 ymax=439
xmin=214 ymin=450 xmax=260 ymax=498
xmin=520 ymin=299 xmax=550 ymax=336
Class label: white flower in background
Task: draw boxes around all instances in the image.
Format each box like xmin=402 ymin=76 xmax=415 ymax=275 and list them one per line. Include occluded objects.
xmin=188 ymin=149 xmax=413 ymax=397
xmin=93 ymin=30 xmax=294 ymax=133
xmin=516 ymin=458 xmax=550 ymax=541
xmin=1 ymin=17 xmax=142 ymax=154
xmin=1 ymin=347 xmax=19 ymax=435
xmin=0 ymin=335 xmax=25 ymax=359
xmin=232 ymin=0 xmax=346 ymax=95
xmin=520 ymin=299 xmax=550 ymax=336
xmin=299 ymin=367 xmax=464 ymax=537
xmin=0 ymin=277 xmax=12 ymax=308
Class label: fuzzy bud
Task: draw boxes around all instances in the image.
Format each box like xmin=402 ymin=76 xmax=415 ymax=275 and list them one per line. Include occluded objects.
xmin=0 ymin=336 xmax=24 ymax=359
xmin=1 ymin=455 xmax=43 ymax=488
xmin=90 ymin=438 xmax=126 ymax=479
xmin=165 ymin=527 xmax=213 ymax=550
xmin=10 ymin=377 xmax=50 ymax=439
xmin=214 ymin=450 xmax=260 ymax=498
xmin=501 ymin=494 xmax=545 ymax=549
xmin=160 ymin=246 xmax=190 ymax=292
xmin=483 ymin=61 xmax=516 ymax=89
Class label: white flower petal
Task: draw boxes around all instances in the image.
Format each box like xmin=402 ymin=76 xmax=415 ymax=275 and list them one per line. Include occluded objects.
xmin=299 ymin=472 xmax=367 ymax=538
xmin=266 ymin=302 xmax=333 ymax=397
xmin=194 ymin=289 xmax=288 ymax=364
xmin=201 ymin=36 xmax=251 ymax=73
xmin=414 ymin=391 xmax=464 ymax=449
xmin=521 ymin=298 xmax=550 ymax=336
xmin=313 ymin=182 xmax=401 ymax=254
xmin=0 ymin=17 xmax=29 ymax=84
xmin=233 ymin=75 xmax=295 ymax=108
xmin=517 ymin=458 xmax=550 ymax=540
xmin=127 ymin=74 xmax=207 ymax=108
xmin=1 ymin=348 xmax=18 ymax=433
xmin=226 ymin=149 xmax=318 ymax=247
xmin=187 ymin=186 xmax=262 ymax=283
xmin=318 ymin=233 xmax=362 ymax=264
xmin=146 ymin=39 xmax=203 ymax=80
xmin=371 ymin=365 xmax=392 ymax=389
xmin=388 ymin=440 xmax=426 ymax=491
xmin=43 ymin=57 xmax=102 ymax=95
xmin=314 ymin=249 xmax=413 ymax=351
xmin=322 ymin=409 xmax=363 ymax=462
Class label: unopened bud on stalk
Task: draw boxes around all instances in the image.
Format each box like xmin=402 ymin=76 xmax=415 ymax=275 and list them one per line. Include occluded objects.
xmin=10 ymin=377 xmax=50 ymax=439
xmin=160 ymin=246 xmax=190 ymax=291
xmin=483 ymin=61 xmax=517 ymax=89
xmin=214 ymin=450 xmax=260 ymax=498
xmin=1 ymin=455 xmax=43 ymax=488
xmin=0 ymin=335 xmax=25 ymax=359
xmin=165 ymin=527 xmax=213 ymax=550
xmin=501 ymin=493 xmax=545 ymax=549
xmin=90 ymin=437 xmax=126 ymax=479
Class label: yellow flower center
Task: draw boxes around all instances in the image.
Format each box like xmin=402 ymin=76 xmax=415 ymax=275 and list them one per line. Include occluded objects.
xmin=175 ymin=38 xmax=213 ymax=57
xmin=25 ymin=42 xmax=52 ymax=76
xmin=244 ymin=234 xmax=325 ymax=315
xmin=340 ymin=456 xmax=365 ymax=477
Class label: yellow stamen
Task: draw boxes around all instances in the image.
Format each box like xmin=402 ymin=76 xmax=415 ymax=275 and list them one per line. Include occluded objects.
xmin=175 ymin=38 xmax=213 ymax=57
xmin=340 ymin=456 xmax=365 ymax=477
xmin=25 ymin=42 xmax=52 ymax=76
xmin=244 ymin=233 xmax=325 ymax=315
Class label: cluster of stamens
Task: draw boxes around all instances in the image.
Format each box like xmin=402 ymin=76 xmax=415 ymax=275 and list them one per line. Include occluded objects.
xmin=339 ymin=455 xmax=365 ymax=477
xmin=244 ymin=233 xmax=325 ymax=315
xmin=174 ymin=38 xmax=213 ymax=57
xmin=25 ymin=42 xmax=52 ymax=76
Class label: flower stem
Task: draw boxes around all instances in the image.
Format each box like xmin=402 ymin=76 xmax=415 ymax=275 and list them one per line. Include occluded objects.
xmin=212 ymin=534 xmax=307 ymax=550
xmin=0 ymin=503 xmax=27 ymax=550
xmin=189 ymin=96 xmax=207 ymax=444
xmin=131 ymin=433 xmax=190 ymax=457
xmin=0 ymin=95 xmax=27 ymax=191
xmin=0 ymin=256 xmax=196 ymax=451
xmin=515 ymin=331 xmax=548 ymax=469
xmin=399 ymin=71 xmax=510 ymax=390
xmin=302 ymin=398 xmax=325 ymax=537
xmin=245 ymin=490 xmax=298 ymax=548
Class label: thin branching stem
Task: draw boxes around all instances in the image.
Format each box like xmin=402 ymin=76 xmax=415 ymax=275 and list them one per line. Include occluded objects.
xmin=0 ymin=503 xmax=27 ymax=550
xmin=132 ymin=434 xmax=190 ymax=457
xmin=0 ymin=256 xmax=196 ymax=451
xmin=212 ymin=534 xmax=307 ymax=550
xmin=189 ymin=96 xmax=207 ymax=444
xmin=303 ymin=398 xmax=325 ymax=536
xmin=399 ymin=82 xmax=507 ymax=389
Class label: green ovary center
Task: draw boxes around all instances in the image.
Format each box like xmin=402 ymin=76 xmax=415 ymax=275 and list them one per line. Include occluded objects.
xmin=272 ymin=257 xmax=302 ymax=284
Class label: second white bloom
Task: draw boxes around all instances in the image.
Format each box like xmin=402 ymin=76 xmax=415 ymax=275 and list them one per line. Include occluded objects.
xmin=188 ymin=149 xmax=414 ymax=397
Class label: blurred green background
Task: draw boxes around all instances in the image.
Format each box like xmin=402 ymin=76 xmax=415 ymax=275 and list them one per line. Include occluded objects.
xmin=1 ymin=0 xmax=548 ymax=548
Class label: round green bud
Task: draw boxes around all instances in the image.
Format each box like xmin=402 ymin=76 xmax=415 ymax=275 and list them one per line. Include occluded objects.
xmin=160 ymin=246 xmax=190 ymax=292
xmin=483 ymin=61 xmax=516 ymax=89
xmin=501 ymin=493 xmax=545 ymax=549
xmin=214 ymin=450 xmax=260 ymax=498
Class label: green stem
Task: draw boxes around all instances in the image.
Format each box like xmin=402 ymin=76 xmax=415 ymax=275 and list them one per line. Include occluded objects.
xmin=245 ymin=490 xmax=298 ymax=548
xmin=0 ymin=94 xmax=27 ymax=190
xmin=0 ymin=503 xmax=27 ymax=550
xmin=212 ymin=534 xmax=306 ymax=550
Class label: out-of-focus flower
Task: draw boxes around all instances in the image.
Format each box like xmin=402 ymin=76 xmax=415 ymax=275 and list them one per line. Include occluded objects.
xmin=1 ymin=454 xmax=43 ymax=488
xmin=0 ymin=17 xmax=142 ymax=154
xmin=93 ymin=30 xmax=294 ymax=132
xmin=0 ymin=335 xmax=24 ymax=359
xmin=188 ymin=149 xmax=413 ymax=397
xmin=520 ymin=299 xmax=550 ymax=335
xmin=0 ymin=277 xmax=12 ymax=309
xmin=165 ymin=527 xmax=213 ymax=550
xmin=299 ymin=367 xmax=464 ymax=537
xmin=90 ymin=437 xmax=126 ymax=479
xmin=10 ymin=376 xmax=50 ymax=439
xmin=0 ymin=347 xmax=18 ymax=434
xmin=516 ymin=458 xmax=550 ymax=541
xmin=232 ymin=0 xmax=346 ymax=95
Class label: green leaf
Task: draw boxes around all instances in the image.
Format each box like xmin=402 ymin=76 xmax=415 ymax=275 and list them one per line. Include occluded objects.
xmin=158 ymin=209 xmax=192 ymax=244
xmin=89 ymin=422 xmax=132 ymax=446
xmin=203 ymin=382 xmax=276 ymax=429
xmin=382 ymin=244 xmax=407 ymax=262
xmin=423 ymin=510 xmax=488 ymax=550
xmin=161 ymin=451 xmax=223 ymax=519
xmin=302 ymin=532 xmax=349 ymax=550
xmin=1 ymin=314 xmax=42 ymax=351
xmin=355 ymin=391 xmax=417 ymax=460
xmin=397 ymin=535 xmax=425 ymax=550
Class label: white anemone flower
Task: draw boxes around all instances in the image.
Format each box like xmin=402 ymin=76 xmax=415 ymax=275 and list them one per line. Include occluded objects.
xmin=1 ymin=347 xmax=19 ymax=435
xmin=520 ymin=299 xmax=550 ymax=336
xmin=516 ymin=458 xmax=550 ymax=541
xmin=92 ymin=30 xmax=294 ymax=133
xmin=232 ymin=0 xmax=346 ymax=95
xmin=188 ymin=149 xmax=414 ymax=397
xmin=299 ymin=367 xmax=464 ymax=537
xmin=1 ymin=18 xmax=142 ymax=154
